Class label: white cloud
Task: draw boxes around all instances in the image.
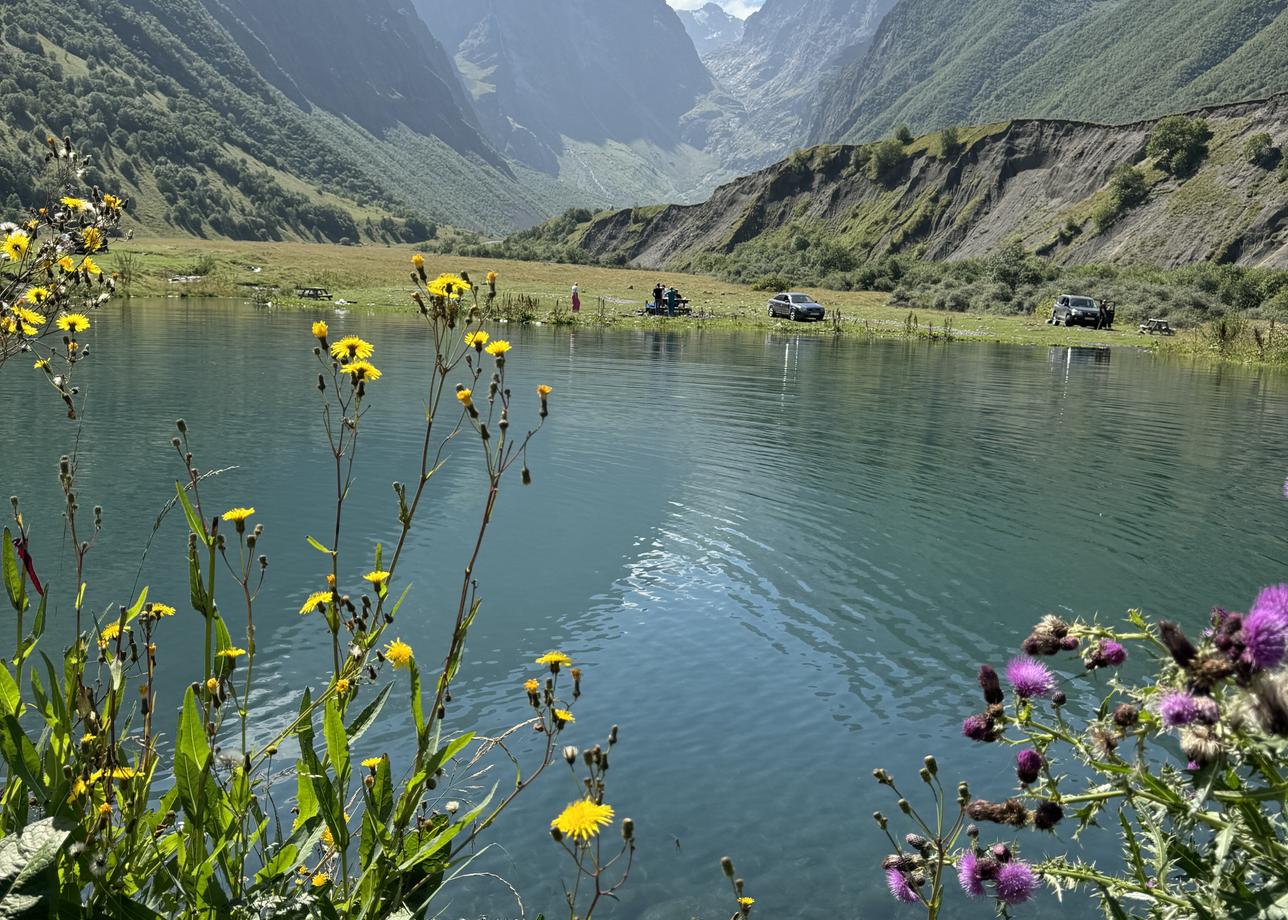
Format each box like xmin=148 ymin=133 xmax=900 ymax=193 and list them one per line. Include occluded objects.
xmin=667 ymin=0 xmax=762 ymax=17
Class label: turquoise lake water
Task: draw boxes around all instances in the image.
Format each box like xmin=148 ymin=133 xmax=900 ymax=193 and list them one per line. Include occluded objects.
xmin=2 ymin=300 xmax=1287 ymax=918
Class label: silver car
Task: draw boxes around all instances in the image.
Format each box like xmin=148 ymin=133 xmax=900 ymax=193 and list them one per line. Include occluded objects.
xmin=768 ymin=292 xmax=826 ymax=322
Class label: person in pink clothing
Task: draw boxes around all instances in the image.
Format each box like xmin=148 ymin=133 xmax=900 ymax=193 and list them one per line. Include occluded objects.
xmin=571 ymin=283 xmax=581 ymax=313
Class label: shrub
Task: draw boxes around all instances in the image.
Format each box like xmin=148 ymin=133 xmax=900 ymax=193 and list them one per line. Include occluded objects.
xmin=1109 ymin=164 xmax=1149 ymax=209
xmin=939 ymin=126 xmax=962 ymax=158
xmin=1243 ymin=132 xmax=1278 ymax=168
xmin=1147 ymin=115 xmax=1212 ymax=176
xmin=895 ymin=124 xmax=915 ymax=145
xmin=870 ymin=138 xmax=909 ymax=183
xmin=989 ymin=240 xmax=1045 ymax=292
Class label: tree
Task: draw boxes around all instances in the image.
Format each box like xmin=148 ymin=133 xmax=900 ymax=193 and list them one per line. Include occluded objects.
xmin=940 ymin=126 xmax=962 ymax=159
xmin=869 ymin=138 xmax=908 ymax=183
xmin=895 ymin=124 xmax=915 ymax=145
xmin=989 ymin=240 xmax=1043 ymax=292
xmin=1109 ymin=165 xmax=1149 ymax=209
xmin=1147 ymin=115 xmax=1212 ymax=176
xmin=1243 ymin=133 xmax=1279 ymax=169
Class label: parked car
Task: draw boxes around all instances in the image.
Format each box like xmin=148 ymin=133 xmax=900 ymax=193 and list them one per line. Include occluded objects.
xmin=768 ymin=292 xmax=826 ymax=322
xmin=1050 ymin=294 xmax=1103 ymax=327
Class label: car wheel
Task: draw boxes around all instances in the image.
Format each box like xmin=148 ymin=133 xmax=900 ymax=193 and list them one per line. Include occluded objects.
xmin=790 ymin=308 xmax=799 ymax=321
xmin=768 ymin=305 xmax=775 ymax=317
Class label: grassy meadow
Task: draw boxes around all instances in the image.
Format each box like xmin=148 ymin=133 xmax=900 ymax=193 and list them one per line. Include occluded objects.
xmin=97 ymin=238 xmax=1232 ymax=355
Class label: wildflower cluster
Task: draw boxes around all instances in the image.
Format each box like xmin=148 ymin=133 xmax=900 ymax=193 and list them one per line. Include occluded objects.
xmin=1 ymin=137 xmax=123 ymax=417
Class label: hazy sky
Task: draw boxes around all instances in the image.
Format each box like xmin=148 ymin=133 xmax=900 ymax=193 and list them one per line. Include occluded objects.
xmin=667 ymin=0 xmax=763 ymax=19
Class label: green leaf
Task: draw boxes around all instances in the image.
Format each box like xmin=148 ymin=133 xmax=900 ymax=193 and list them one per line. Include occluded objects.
xmin=409 ymin=659 xmax=425 ymax=738
xmin=323 ymin=698 xmax=350 ymax=787
xmin=306 ymin=536 xmax=334 ymax=556
xmin=17 ymin=591 xmax=48 ymax=666
xmin=0 ymin=817 xmax=72 ymax=914
xmin=0 ymin=666 xmax=19 ymax=719
xmin=0 ymin=715 xmax=44 ymax=793
xmin=397 ymin=784 xmax=495 ymax=872
xmin=175 ymin=482 xmax=209 ymax=546
xmin=124 ymin=586 xmax=149 ymax=625
xmin=177 ymin=687 xmax=209 ymax=770
xmin=188 ymin=545 xmax=208 ymax=615
xmin=345 ymin=683 xmax=392 ymax=748
xmin=1 ymin=528 xmax=27 ymax=615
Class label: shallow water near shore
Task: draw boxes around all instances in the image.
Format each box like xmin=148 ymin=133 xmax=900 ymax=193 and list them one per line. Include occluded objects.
xmin=3 ymin=299 xmax=1287 ymax=919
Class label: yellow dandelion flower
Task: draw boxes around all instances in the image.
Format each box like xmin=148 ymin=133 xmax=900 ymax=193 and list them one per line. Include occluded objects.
xmin=34 ymin=359 xmax=49 ymax=370
xmin=484 ymin=340 xmax=512 ymax=357
xmin=102 ymin=193 xmax=124 ymax=212
xmin=334 ymin=678 xmax=350 ymax=695
xmin=21 ymin=289 xmax=50 ymax=308
xmin=464 ymin=330 xmax=490 ymax=348
xmin=524 ymin=679 xmax=539 ymax=693
xmin=110 ymin=767 xmax=137 ymax=780
xmin=98 ymin=803 xmax=113 ymax=817
xmin=411 ymin=253 xmax=425 ymax=268
xmin=98 ymin=621 xmax=127 ymax=648
xmin=384 ymin=639 xmax=413 ymax=670
xmin=535 ymin=651 xmax=572 ymax=668
xmin=361 ymin=756 xmax=383 ymax=770
xmin=299 ymin=590 xmax=332 ymax=615
xmin=221 ymin=507 xmax=255 ymax=524
xmin=2 ymin=230 xmax=30 ymax=262
xmin=82 ymin=227 xmax=103 ymax=253
xmin=81 ymin=257 xmax=102 ymax=276
xmin=61 ymin=196 xmax=90 ymax=211
xmin=311 ymin=873 xmax=329 ymax=888
xmin=81 ymin=733 xmax=97 ymax=745
xmin=427 ymin=273 xmax=471 ymax=298
xmin=341 ymin=360 xmax=382 ymax=382
xmin=363 ymin=570 xmax=391 ymax=587
xmin=69 ymin=777 xmax=88 ymax=800
xmin=205 ymin=677 xmax=219 ymax=693
xmin=456 ymin=387 xmax=473 ymax=406
xmin=149 ymin=603 xmax=176 ymax=617
xmin=554 ymin=709 xmax=576 ymax=724
xmin=217 ymin=647 xmax=247 ymax=659
xmin=311 ymin=320 xmax=328 ymax=340
xmin=57 ymin=255 xmax=75 ymax=272
xmin=321 ymin=826 xmax=335 ymax=848
xmin=329 ymin=335 xmax=374 ymax=361
xmin=537 ymin=384 xmax=552 ymax=396
xmin=551 ymin=799 xmax=614 ymax=842
xmin=486 ymin=271 xmax=497 ymax=284
xmin=56 ymin=313 xmax=91 ymax=333
xmin=738 ymin=897 xmax=755 ymax=908
xmin=0 ymin=316 xmax=14 ymax=334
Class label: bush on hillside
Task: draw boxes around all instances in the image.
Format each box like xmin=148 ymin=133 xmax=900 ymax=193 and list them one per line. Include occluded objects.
xmin=1243 ymin=132 xmax=1280 ymax=169
xmin=940 ymin=126 xmax=962 ymax=159
xmin=895 ymin=124 xmax=915 ymax=145
xmin=1147 ymin=115 xmax=1212 ymax=176
xmin=1093 ymin=165 xmax=1150 ymax=231
xmin=870 ymin=138 xmax=909 ymax=183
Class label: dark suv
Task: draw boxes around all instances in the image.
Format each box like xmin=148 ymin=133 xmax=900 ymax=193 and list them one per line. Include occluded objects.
xmin=1051 ymin=295 xmax=1102 ymax=327
xmin=768 ymin=292 xmax=826 ymax=322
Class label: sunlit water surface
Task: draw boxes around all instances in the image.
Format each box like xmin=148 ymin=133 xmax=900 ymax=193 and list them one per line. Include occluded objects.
xmin=3 ymin=300 xmax=1287 ymax=919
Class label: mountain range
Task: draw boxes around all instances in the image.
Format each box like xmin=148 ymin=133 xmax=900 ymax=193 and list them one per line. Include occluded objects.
xmin=675 ymin=3 xmax=744 ymax=55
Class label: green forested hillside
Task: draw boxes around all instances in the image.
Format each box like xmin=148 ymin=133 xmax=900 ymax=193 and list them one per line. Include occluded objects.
xmin=0 ymin=0 xmax=587 ymax=239
xmin=811 ymin=0 xmax=1288 ymax=143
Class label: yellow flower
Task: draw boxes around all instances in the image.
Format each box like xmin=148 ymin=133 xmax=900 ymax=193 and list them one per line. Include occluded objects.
xmin=90 ymin=767 xmax=138 ymax=782
xmin=221 ymin=507 xmax=255 ymax=524
xmin=329 ymin=335 xmax=374 ymax=361
xmin=553 ymin=709 xmax=576 ymax=724
xmin=56 ymin=313 xmax=91 ymax=333
xmin=98 ymin=803 xmax=113 ymax=817
xmin=33 ymin=359 xmax=49 ymax=370
xmin=411 ymin=253 xmax=425 ymax=268
xmin=738 ymin=897 xmax=755 ymax=909
xmin=299 ymin=591 xmax=332 ymax=615
xmin=551 ymin=799 xmax=614 ymax=842
xmin=334 ymin=678 xmax=350 ymax=695
xmin=486 ymin=271 xmax=497 ymax=284
xmin=21 ymin=289 xmax=50 ymax=308
xmin=321 ymin=826 xmax=335 ymax=848
xmin=361 ymin=756 xmax=383 ymax=770
xmin=311 ymin=320 xmax=328 ymax=340
xmin=455 ymin=387 xmax=472 ymax=406
xmin=81 ymin=257 xmax=102 ymax=276
xmin=60 ymin=196 xmax=89 ymax=211
xmin=81 ymin=734 xmax=97 ymax=745
xmin=363 ymin=570 xmax=391 ymax=587
xmin=2 ymin=230 xmax=30 ymax=262
xmin=82 ymin=227 xmax=103 ymax=253
xmin=537 ymin=384 xmax=552 ymax=397
xmin=464 ymin=330 xmax=490 ymax=348
xmin=149 ymin=603 xmax=176 ymax=617
xmin=98 ymin=621 xmax=127 ymax=648
xmin=384 ymin=639 xmax=413 ymax=670
xmin=524 ymin=679 xmax=539 ymax=693
xmin=341 ymin=360 xmax=382 ymax=382
xmin=57 ymin=255 xmax=75 ymax=272
xmin=205 ymin=677 xmax=219 ymax=693
xmin=427 ymin=273 xmax=471 ymax=298
xmin=311 ymin=873 xmax=329 ymax=888
xmin=484 ymin=340 xmax=512 ymax=357
xmin=102 ymin=193 xmax=124 ymax=213
xmin=536 ymin=651 xmax=572 ymax=669
xmin=217 ymin=647 xmax=247 ymax=659
xmin=69 ymin=777 xmax=88 ymax=800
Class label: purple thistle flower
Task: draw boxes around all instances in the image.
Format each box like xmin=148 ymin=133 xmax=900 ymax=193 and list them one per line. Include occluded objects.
xmin=1006 ymin=657 xmax=1055 ymax=699
xmin=1016 ymin=749 xmax=1043 ymax=784
xmin=1242 ymin=585 xmax=1288 ymax=671
xmin=957 ymin=852 xmax=985 ymax=897
xmin=962 ymin=714 xmax=992 ymax=742
xmin=994 ymin=861 xmax=1038 ymax=906
xmin=1160 ymin=691 xmax=1199 ymax=728
xmin=885 ymin=867 xmax=919 ymax=904
xmin=1099 ymin=639 xmax=1127 ymax=666
xmin=1192 ymin=695 xmax=1220 ymax=725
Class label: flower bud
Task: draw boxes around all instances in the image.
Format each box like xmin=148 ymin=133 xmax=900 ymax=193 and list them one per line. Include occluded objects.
xmin=622 ymin=817 xmax=634 ymax=840
xmin=721 ymin=856 xmax=735 ymax=878
xmin=563 ymin=746 xmax=579 ymax=765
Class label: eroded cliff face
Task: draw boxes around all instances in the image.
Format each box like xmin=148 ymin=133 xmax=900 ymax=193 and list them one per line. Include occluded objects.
xmin=559 ymin=95 xmax=1288 ymax=270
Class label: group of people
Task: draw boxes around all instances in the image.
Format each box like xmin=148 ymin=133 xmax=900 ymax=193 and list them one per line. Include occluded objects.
xmin=649 ymin=282 xmax=684 ymax=316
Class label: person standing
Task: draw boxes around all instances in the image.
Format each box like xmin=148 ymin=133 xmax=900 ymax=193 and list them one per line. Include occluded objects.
xmin=665 ymin=286 xmax=678 ymax=317
xmin=571 ymin=283 xmax=581 ymax=314
xmin=652 ymin=282 xmax=664 ymax=314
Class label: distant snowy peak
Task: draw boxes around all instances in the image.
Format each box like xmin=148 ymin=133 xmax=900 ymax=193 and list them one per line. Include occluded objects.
xmin=677 ymin=2 xmax=744 ymax=55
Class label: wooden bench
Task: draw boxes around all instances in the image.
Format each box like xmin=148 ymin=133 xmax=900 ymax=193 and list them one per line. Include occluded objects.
xmin=1138 ymin=318 xmax=1174 ymax=336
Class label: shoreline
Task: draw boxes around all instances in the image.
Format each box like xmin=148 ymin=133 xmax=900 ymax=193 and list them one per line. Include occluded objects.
xmin=101 ymin=237 xmax=1280 ymax=367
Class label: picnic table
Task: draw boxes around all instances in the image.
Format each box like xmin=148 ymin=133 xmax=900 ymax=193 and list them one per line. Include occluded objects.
xmin=1138 ymin=318 xmax=1174 ymax=336
xmin=645 ymin=299 xmax=691 ymax=316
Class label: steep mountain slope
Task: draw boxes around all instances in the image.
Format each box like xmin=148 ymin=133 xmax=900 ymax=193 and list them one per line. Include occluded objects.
xmin=677 ymin=3 xmax=744 ymax=55
xmin=812 ymin=0 xmax=1288 ymax=144
xmin=703 ymin=0 xmax=896 ymax=168
xmin=512 ymin=95 xmax=1288 ymax=272
xmin=0 ymin=0 xmax=586 ymax=239
xmin=413 ymin=0 xmax=731 ymax=204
